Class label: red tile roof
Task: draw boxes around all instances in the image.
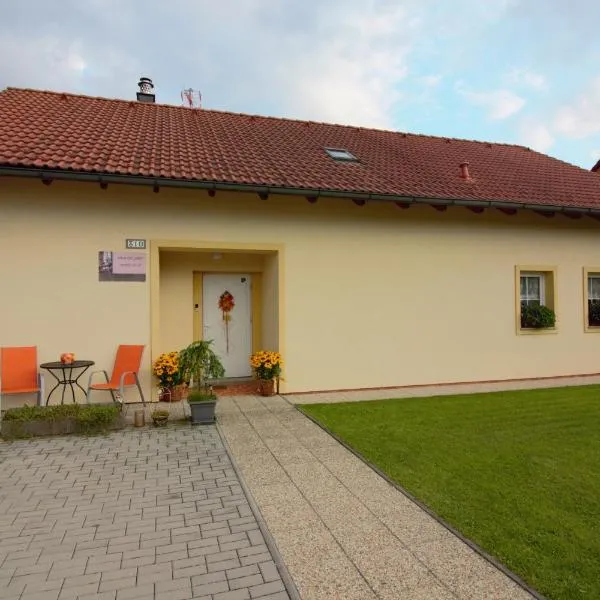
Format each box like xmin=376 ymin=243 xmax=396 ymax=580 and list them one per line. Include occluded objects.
xmin=1 ymin=87 xmax=600 ymax=210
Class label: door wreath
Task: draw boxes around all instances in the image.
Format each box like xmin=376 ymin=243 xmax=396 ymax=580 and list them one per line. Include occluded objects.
xmin=218 ymin=291 xmax=235 ymax=353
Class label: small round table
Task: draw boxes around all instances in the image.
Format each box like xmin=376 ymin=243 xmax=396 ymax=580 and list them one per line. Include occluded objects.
xmin=40 ymin=360 xmax=95 ymax=404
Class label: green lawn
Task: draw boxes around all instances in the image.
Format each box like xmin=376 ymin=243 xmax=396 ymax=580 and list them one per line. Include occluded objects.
xmin=299 ymin=386 xmax=600 ymax=600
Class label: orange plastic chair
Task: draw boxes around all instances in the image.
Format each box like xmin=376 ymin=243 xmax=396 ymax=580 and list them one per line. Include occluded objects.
xmin=86 ymin=345 xmax=146 ymax=405
xmin=0 ymin=346 xmax=45 ymax=413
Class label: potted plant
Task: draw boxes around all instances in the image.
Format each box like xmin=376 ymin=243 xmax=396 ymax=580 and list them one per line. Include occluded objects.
xmin=520 ymin=304 xmax=556 ymax=329
xmin=250 ymin=350 xmax=283 ymax=396
xmin=151 ymin=409 xmax=169 ymax=427
xmin=186 ymin=388 xmax=218 ymax=424
xmin=179 ymin=340 xmax=225 ymax=424
xmin=152 ymin=351 xmax=186 ymax=401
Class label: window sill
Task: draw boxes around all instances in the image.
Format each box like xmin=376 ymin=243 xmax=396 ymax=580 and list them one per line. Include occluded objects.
xmin=584 ymin=325 xmax=600 ymax=333
xmin=517 ymin=327 xmax=558 ymax=336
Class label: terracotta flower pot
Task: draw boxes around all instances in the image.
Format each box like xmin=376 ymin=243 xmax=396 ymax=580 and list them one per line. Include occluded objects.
xmin=158 ymin=388 xmax=173 ymax=402
xmin=172 ymin=384 xmax=188 ymax=401
xmin=159 ymin=384 xmax=188 ymax=402
xmin=258 ymin=379 xmax=276 ymax=396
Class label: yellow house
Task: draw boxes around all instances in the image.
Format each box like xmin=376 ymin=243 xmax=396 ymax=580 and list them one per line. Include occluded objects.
xmin=2 ymin=80 xmax=600 ymax=401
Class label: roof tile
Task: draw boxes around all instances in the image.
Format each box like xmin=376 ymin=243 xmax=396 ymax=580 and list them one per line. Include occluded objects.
xmin=0 ymin=87 xmax=599 ymax=209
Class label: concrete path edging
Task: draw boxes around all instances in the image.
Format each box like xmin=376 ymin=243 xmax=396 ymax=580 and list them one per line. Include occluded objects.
xmin=218 ymin=394 xmax=537 ymax=600
xmin=217 ymin=422 xmax=302 ymax=600
xmin=294 ymin=403 xmax=546 ymax=600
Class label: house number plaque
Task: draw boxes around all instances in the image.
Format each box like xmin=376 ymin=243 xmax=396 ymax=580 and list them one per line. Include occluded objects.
xmin=126 ymin=239 xmax=146 ymax=249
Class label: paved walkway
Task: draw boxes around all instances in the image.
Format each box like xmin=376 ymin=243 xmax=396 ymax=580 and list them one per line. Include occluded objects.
xmin=0 ymin=426 xmax=291 ymax=600
xmin=218 ymin=395 xmax=536 ymax=600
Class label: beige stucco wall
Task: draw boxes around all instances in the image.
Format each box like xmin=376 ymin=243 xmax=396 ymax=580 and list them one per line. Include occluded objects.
xmin=262 ymin=253 xmax=279 ymax=352
xmin=2 ymin=176 xmax=600 ymax=397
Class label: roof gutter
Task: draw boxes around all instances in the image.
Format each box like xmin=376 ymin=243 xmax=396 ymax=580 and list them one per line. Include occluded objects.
xmin=2 ymin=166 xmax=600 ymax=217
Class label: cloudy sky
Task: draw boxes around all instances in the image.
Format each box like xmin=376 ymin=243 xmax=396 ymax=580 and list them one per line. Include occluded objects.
xmin=1 ymin=0 xmax=599 ymax=169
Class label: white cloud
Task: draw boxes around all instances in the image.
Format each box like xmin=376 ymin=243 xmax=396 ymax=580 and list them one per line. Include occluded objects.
xmin=420 ymin=74 xmax=442 ymax=87
xmin=518 ymin=119 xmax=555 ymax=152
xmin=506 ymin=67 xmax=546 ymax=90
xmin=554 ymin=77 xmax=600 ymax=139
xmin=0 ymin=33 xmax=88 ymax=89
xmin=264 ymin=3 xmax=415 ymax=128
xmin=456 ymin=82 xmax=526 ymax=119
xmin=0 ymin=0 xmax=418 ymax=130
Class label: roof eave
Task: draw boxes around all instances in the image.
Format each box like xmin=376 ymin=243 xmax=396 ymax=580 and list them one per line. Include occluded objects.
xmin=1 ymin=166 xmax=599 ymax=217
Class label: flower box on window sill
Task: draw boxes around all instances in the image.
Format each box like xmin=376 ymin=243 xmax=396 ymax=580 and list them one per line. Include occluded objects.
xmin=520 ymin=304 xmax=556 ymax=331
xmin=519 ymin=326 xmax=558 ymax=335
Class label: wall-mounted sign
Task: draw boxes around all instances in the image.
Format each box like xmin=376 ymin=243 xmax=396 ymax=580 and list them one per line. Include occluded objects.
xmin=98 ymin=251 xmax=146 ymax=282
xmin=126 ymin=239 xmax=146 ymax=249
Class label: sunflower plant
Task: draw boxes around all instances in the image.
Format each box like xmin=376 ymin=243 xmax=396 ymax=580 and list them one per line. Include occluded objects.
xmin=152 ymin=351 xmax=183 ymax=388
xmin=250 ymin=350 xmax=283 ymax=381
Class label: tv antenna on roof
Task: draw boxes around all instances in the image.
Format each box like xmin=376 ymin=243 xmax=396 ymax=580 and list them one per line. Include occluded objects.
xmin=181 ymin=88 xmax=202 ymax=108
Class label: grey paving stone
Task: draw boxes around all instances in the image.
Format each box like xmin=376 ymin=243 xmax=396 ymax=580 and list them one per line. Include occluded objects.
xmin=116 ymin=584 xmax=155 ymax=600
xmin=58 ymin=581 xmax=100 ymax=600
xmin=156 ymin=542 xmax=187 ymax=556
xmin=191 ymin=570 xmax=227 ymax=587
xmin=249 ymin=579 xmax=286 ymax=597
xmin=221 ymin=538 xmax=251 ymax=552
xmin=229 ymin=574 xmax=265 ymax=590
xmin=173 ymin=563 xmax=208 ymax=579
xmin=206 ymin=550 xmax=238 ymax=564
xmin=86 ymin=558 xmax=122 ymax=574
xmin=12 ymin=562 xmax=52 ymax=578
xmin=20 ymin=590 xmax=61 ymax=600
xmin=247 ymin=530 xmax=265 ymax=546
xmin=155 ymin=577 xmax=192 ymax=594
xmin=0 ymin=428 xmax=290 ymax=600
xmin=213 ymin=589 xmax=251 ymax=600
xmin=155 ymin=588 xmax=191 ymax=600
xmin=227 ymin=564 xmax=261 ymax=580
xmin=193 ymin=579 xmax=230 ymax=596
xmin=61 ymin=573 xmax=102 ymax=589
xmin=47 ymin=558 xmax=88 ymax=580
xmin=100 ymin=567 xmax=138 ymax=583
xmin=76 ymin=591 xmax=117 ymax=600
xmin=98 ymin=575 xmax=137 ymax=593
xmin=238 ymin=545 xmax=269 ymax=558
xmin=137 ymin=561 xmax=173 ymax=583
xmin=155 ymin=549 xmax=188 ymax=563
xmin=259 ymin=561 xmax=280 ymax=583
xmin=22 ymin=579 xmax=63 ymax=595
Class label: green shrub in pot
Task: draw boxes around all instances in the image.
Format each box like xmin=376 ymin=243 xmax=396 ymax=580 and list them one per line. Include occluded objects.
xmin=178 ymin=340 xmax=225 ymax=390
xmin=187 ymin=387 xmax=218 ymax=424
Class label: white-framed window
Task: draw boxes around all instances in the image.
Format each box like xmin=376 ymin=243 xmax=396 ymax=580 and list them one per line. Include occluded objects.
xmin=587 ymin=273 xmax=600 ymax=327
xmin=520 ymin=272 xmax=545 ymax=307
xmin=515 ymin=266 xmax=557 ymax=333
xmin=588 ymin=274 xmax=600 ymax=301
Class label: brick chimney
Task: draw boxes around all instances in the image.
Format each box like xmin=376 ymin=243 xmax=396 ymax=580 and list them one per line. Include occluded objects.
xmin=136 ymin=77 xmax=155 ymax=103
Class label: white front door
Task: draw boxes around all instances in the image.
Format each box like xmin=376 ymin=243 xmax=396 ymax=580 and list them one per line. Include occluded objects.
xmin=202 ymin=274 xmax=252 ymax=378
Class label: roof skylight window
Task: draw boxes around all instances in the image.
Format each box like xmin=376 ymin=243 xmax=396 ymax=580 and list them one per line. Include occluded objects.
xmin=325 ymin=148 xmax=358 ymax=162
